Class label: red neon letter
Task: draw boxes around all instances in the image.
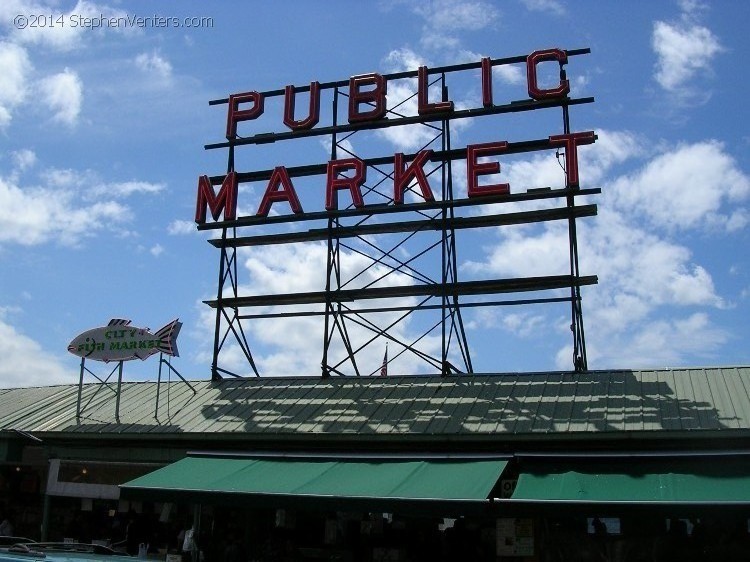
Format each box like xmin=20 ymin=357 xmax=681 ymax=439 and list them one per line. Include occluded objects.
xmin=466 ymin=142 xmax=510 ymax=198
xmin=195 ymin=172 xmax=238 ymax=223
xmin=526 ymin=49 xmax=570 ymax=101
xmin=256 ymin=167 xmax=303 ymax=217
xmin=326 ymin=159 xmax=366 ymax=210
xmin=283 ymin=82 xmax=320 ymax=131
xmin=418 ymin=66 xmax=454 ymax=115
xmin=226 ymin=91 xmax=264 ymax=140
xmin=348 ymin=73 xmax=387 ymax=123
xmin=481 ymin=57 xmax=493 ymax=108
xmin=393 ymin=150 xmax=435 ymax=205
xmin=548 ymin=131 xmax=596 ymax=187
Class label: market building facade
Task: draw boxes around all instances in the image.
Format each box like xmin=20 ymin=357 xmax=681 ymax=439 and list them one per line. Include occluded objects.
xmin=1 ymin=367 xmax=749 ymax=560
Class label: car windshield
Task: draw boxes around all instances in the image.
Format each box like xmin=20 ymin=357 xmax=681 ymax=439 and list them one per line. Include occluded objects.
xmin=0 ymin=543 xmax=133 ymax=561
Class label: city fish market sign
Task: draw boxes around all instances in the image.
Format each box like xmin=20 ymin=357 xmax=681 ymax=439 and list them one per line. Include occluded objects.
xmin=68 ymin=318 xmax=182 ymax=362
xmin=195 ymin=48 xmax=595 ymax=224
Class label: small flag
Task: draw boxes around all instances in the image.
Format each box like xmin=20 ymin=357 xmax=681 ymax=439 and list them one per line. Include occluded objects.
xmin=380 ymin=345 xmax=388 ymax=377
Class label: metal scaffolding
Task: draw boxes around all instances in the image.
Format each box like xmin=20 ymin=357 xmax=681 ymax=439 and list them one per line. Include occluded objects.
xmin=198 ymin=50 xmax=598 ymax=380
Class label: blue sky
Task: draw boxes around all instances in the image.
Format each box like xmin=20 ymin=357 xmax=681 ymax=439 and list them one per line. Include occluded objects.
xmin=0 ymin=0 xmax=748 ymax=387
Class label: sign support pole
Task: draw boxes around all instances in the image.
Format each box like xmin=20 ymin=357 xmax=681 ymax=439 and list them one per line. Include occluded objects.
xmin=76 ymin=357 xmax=85 ymax=421
xmin=114 ymin=360 xmax=124 ymax=423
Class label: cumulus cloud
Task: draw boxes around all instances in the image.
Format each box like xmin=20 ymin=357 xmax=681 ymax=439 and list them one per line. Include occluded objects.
xmin=202 ymin=242 xmax=443 ymax=378
xmin=41 ymin=168 xmax=165 ymax=200
xmin=0 ymin=166 xmax=166 ymax=247
xmin=11 ymin=149 xmax=36 ymax=172
xmin=374 ymin=49 xmax=445 ymax=151
xmin=135 ymin=50 xmax=173 ymax=81
xmin=651 ymin=2 xmax=722 ymax=101
xmin=609 ymin=141 xmax=750 ymax=232
xmin=0 ymin=310 xmax=75 ymax=388
xmin=0 ymin=41 xmax=30 ymax=128
xmin=91 ymin=180 xmax=165 ymax=198
xmin=462 ymin=131 xmax=739 ymax=370
xmin=493 ymin=64 xmax=525 ymax=86
xmin=168 ymin=220 xmax=197 ymax=235
xmin=38 ymin=68 xmax=83 ymax=126
xmin=406 ymin=0 xmax=499 ymax=56
xmin=572 ymin=312 xmax=728 ymax=369
xmin=520 ymin=0 xmax=566 ymax=16
xmin=1 ymin=0 xmax=133 ymax=51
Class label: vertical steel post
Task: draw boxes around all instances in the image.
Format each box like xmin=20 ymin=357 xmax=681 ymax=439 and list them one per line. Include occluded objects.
xmin=76 ymin=357 xmax=85 ymax=421
xmin=114 ymin=360 xmax=123 ymax=423
xmin=322 ymin=87 xmax=339 ymax=378
xmin=561 ymin=63 xmax=587 ymax=372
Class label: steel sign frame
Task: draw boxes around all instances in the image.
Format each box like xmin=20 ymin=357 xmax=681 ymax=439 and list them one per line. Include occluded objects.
xmin=197 ymin=48 xmax=598 ymax=380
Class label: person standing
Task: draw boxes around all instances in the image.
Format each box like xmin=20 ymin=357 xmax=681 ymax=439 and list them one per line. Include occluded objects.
xmin=0 ymin=511 xmax=14 ymax=537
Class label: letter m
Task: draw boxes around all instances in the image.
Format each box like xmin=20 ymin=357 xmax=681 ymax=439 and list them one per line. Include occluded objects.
xmin=195 ymin=171 xmax=238 ymax=224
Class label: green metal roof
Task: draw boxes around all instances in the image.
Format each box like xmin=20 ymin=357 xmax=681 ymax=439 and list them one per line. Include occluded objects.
xmin=1 ymin=367 xmax=749 ymax=445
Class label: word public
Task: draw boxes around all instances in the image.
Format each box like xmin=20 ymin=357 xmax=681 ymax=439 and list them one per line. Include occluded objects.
xmin=196 ymin=49 xmax=593 ymax=224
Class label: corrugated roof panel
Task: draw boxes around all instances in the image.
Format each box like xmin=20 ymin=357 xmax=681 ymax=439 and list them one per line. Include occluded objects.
xmin=440 ymin=380 xmax=488 ymax=435
xmin=704 ymin=367 xmax=737 ymax=431
xmin=567 ymin=374 xmax=594 ymax=433
xmin=638 ymin=370 xmax=664 ymax=432
xmin=725 ymin=367 xmax=750 ymax=429
xmin=2 ymin=368 xmax=750 ymax=442
xmin=0 ymin=386 xmax=74 ymax=430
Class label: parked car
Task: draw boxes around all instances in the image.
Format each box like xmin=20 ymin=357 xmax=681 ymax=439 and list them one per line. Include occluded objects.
xmin=0 ymin=543 xmax=132 ymax=561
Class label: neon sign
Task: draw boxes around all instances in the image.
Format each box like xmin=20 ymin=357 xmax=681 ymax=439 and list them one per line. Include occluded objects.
xmin=195 ymin=49 xmax=595 ymax=225
xmin=196 ymin=47 xmax=598 ymax=379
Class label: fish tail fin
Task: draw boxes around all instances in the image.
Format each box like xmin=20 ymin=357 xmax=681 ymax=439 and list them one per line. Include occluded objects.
xmin=155 ymin=319 xmax=182 ymax=357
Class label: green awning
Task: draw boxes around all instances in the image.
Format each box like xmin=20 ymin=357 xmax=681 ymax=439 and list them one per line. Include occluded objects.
xmin=121 ymin=455 xmax=507 ymax=511
xmin=512 ymin=458 xmax=750 ymax=504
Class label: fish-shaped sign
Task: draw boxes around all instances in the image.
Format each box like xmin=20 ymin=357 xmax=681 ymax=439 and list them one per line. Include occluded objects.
xmin=68 ymin=318 xmax=182 ymax=362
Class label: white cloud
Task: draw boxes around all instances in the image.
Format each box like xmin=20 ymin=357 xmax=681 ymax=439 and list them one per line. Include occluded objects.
xmin=41 ymin=168 xmax=165 ymax=200
xmin=376 ymin=48 xmax=466 ymax=151
xmin=92 ymin=180 xmax=165 ymax=198
xmin=135 ymin=50 xmax=172 ymax=81
xmin=168 ymin=220 xmax=197 ymax=235
xmin=383 ymin=47 xmax=425 ymax=73
xmin=0 ymin=174 xmax=130 ymax=246
xmin=493 ymin=64 xmax=525 ymax=86
xmin=609 ymin=141 xmax=750 ymax=232
xmin=581 ymin=208 xmax=723 ymax=309
xmin=38 ymin=68 xmax=83 ymax=126
xmin=462 ymin=131 xmax=736 ymax=370
xmin=579 ymin=130 xmax=644 ymax=183
xmin=0 ymin=311 xmax=75 ymax=388
xmin=0 ymin=41 xmax=30 ymax=128
xmin=11 ymin=149 xmax=36 ymax=172
xmin=651 ymin=3 xmax=722 ymax=100
xmin=150 ymin=243 xmax=164 ymax=257
xmin=408 ymin=0 xmax=499 ymax=55
xmin=520 ymin=0 xmax=565 ymax=16
xmin=1 ymin=0 xmax=133 ymax=51
xmin=573 ymin=312 xmax=728 ymax=369
xmin=202 ymin=242 xmax=443 ymax=377
xmin=413 ymin=0 xmax=499 ymax=33
xmin=0 ymin=165 xmax=170 ymax=247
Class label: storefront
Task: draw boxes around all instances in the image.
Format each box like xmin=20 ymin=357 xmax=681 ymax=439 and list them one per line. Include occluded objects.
xmin=1 ymin=367 xmax=750 ymax=560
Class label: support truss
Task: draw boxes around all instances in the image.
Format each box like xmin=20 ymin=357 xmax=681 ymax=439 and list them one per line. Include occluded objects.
xmin=200 ymin=52 xmax=598 ymax=380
